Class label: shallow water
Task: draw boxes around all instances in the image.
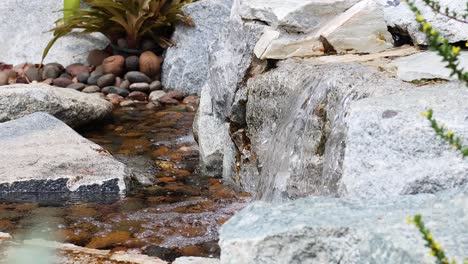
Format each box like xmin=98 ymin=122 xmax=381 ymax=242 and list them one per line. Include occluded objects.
xmin=0 ymin=103 xmax=248 ymax=260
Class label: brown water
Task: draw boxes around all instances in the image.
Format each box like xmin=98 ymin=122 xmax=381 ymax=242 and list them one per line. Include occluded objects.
xmin=0 ymin=102 xmax=248 ymax=261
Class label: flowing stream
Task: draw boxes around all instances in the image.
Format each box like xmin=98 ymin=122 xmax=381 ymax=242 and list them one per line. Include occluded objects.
xmin=0 ymin=103 xmax=248 ymax=261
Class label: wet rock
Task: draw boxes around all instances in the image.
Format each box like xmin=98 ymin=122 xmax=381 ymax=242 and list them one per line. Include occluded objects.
xmin=0 ymin=113 xmax=129 ymax=201
xmin=97 ymin=74 xmax=116 ymax=88
xmin=102 ymin=55 xmax=125 ymax=76
xmin=128 ymin=91 xmax=148 ymax=101
xmin=120 ymin=100 xmax=138 ymax=107
xmin=162 ymin=0 xmax=233 ymax=95
xmin=159 ymin=95 xmax=180 ymax=105
xmin=139 ymin=51 xmax=162 ymax=78
xmin=66 ymin=63 xmax=91 ymax=77
xmin=82 ymin=85 xmax=101 ymax=93
xmin=102 ymin=86 xmax=130 ymax=97
xmin=0 ymin=72 xmax=9 ymax=85
xmin=145 ymin=102 xmax=160 ymax=110
xmin=144 ymin=245 xmax=181 ymax=262
xmin=166 ymin=90 xmax=185 ymax=101
xmin=86 ymin=231 xmax=131 ymax=249
xmin=220 ymin=186 xmax=468 ymax=264
xmin=25 ymin=67 xmax=43 ymax=82
xmin=150 ymin=80 xmax=162 ymax=91
xmin=129 ymin=82 xmax=150 ymax=93
xmin=120 ymin=79 xmax=130 ymax=90
xmin=149 ymin=90 xmax=167 ymax=103
xmin=0 ymin=83 xmax=112 ymax=127
xmin=107 ymin=93 xmax=125 ymax=105
xmin=88 ymin=49 xmax=110 ymax=67
xmin=52 ymin=77 xmax=73 ymax=88
xmin=124 ymin=71 xmax=151 ymax=84
xmin=67 ymin=83 xmax=86 ymax=91
xmin=77 ymin=72 xmax=90 ymax=84
xmin=182 ymin=95 xmax=200 ymax=106
xmin=87 ymin=74 xmax=104 ymax=86
xmin=125 ymin=56 xmax=139 ymax=72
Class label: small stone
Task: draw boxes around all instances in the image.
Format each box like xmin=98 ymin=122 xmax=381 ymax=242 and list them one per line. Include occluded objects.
xmin=103 ymin=55 xmax=125 ymax=76
xmin=87 ymin=49 xmax=110 ymax=67
xmin=66 ymin=63 xmax=91 ymax=77
xmin=128 ymin=91 xmax=148 ymax=101
xmin=42 ymin=64 xmax=62 ymax=79
xmin=166 ymin=90 xmax=185 ymax=100
xmin=82 ymin=86 xmax=101 ymax=93
xmin=117 ymin=38 xmax=128 ymax=49
xmin=159 ymin=95 xmax=179 ymax=105
xmin=139 ymin=51 xmax=163 ymax=78
xmin=120 ymin=100 xmax=138 ymax=107
xmin=182 ymin=95 xmax=200 ymax=105
xmin=93 ymin=65 xmax=104 ymax=75
xmin=149 ymin=80 xmax=162 ymax=91
xmin=0 ymin=72 xmax=8 ymax=85
xmin=129 ymin=82 xmax=150 ymax=93
xmin=77 ymin=72 xmax=90 ymax=84
xmin=67 ymin=83 xmax=86 ymax=91
xmin=149 ymin=90 xmax=167 ymax=103
xmin=87 ymin=74 xmax=104 ymax=85
xmin=60 ymin=73 xmax=72 ymax=80
xmin=124 ymin=71 xmax=151 ymax=84
xmin=125 ymin=56 xmax=139 ymax=72
xmin=42 ymin=78 xmax=53 ymax=85
xmin=97 ymin=74 xmax=116 ymax=88
xmin=120 ymin=80 xmax=130 ymax=90
xmin=107 ymin=93 xmax=124 ymax=105
xmin=52 ymin=77 xmax=73 ymax=88
xmin=25 ymin=67 xmax=43 ymax=82
xmin=115 ymin=77 xmax=123 ymax=87
xmin=102 ymin=86 xmax=130 ymax=97
xmin=145 ymin=102 xmax=160 ymax=110
xmin=5 ymin=69 xmax=16 ymax=79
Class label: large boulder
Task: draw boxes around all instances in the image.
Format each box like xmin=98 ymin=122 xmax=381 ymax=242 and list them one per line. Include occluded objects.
xmin=220 ymin=185 xmax=468 ymax=264
xmin=0 ymin=84 xmax=112 ymax=127
xmin=0 ymin=0 xmax=108 ymax=65
xmin=162 ymin=0 xmax=233 ymax=95
xmin=340 ymin=82 xmax=468 ymax=198
xmin=384 ymin=0 xmax=468 ymax=45
xmin=0 ymin=113 xmax=129 ymax=203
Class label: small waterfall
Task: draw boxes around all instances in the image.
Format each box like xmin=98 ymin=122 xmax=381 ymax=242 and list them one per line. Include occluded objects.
xmin=255 ymin=77 xmax=335 ymax=202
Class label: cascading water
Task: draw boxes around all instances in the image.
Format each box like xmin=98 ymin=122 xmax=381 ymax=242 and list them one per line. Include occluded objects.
xmin=255 ymin=77 xmax=338 ymax=202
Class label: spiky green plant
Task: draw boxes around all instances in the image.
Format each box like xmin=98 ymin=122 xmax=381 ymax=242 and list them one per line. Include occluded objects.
xmin=42 ymin=0 xmax=195 ymax=63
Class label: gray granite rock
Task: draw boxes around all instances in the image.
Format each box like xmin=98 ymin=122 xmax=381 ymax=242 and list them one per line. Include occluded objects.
xmin=162 ymin=0 xmax=233 ymax=95
xmin=0 ymin=0 xmax=109 ymax=65
xmin=220 ymin=185 xmax=468 ymax=264
xmin=0 ymin=113 xmax=129 ymax=203
xmin=0 ymin=84 xmax=112 ymax=128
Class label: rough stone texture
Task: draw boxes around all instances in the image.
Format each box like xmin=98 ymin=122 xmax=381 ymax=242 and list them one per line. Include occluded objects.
xmin=0 ymin=1 xmax=109 ymax=65
xmin=0 ymin=113 xmax=129 ymax=202
xmin=162 ymin=0 xmax=233 ymax=95
xmin=0 ymin=84 xmax=112 ymax=128
xmin=194 ymin=0 xmax=266 ymax=177
xmin=389 ymin=51 xmax=468 ymax=81
xmin=340 ymin=82 xmax=468 ymax=198
xmin=384 ymin=0 xmax=468 ymax=45
xmin=243 ymin=60 xmax=409 ymax=200
xmin=220 ymin=185 xmax=468 ymax=264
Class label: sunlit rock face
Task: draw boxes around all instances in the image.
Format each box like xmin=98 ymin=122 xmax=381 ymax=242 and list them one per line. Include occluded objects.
xmin=384 ymin=0 xmax=468 ymax=45
xmin=0 ymin=113 xmax=129 ymax=203
xmin=0 ymin=0 xmax=108 ymax=65
xmin=245 ymin=0 xmax=393 ymax=60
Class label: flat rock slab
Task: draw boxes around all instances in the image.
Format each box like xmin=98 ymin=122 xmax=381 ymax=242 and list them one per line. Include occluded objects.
xmin=0 ymin=112 xmax=129 ymax=203
xmin=0 ymin=0 xmax=108 ymax=65
xmin=341 ymin=83 xmax=468 ymax=198
xmin=0 ymin=84 xmax=112 ymax=128
xmin=220 ymin=185 xmax=468 ymax=263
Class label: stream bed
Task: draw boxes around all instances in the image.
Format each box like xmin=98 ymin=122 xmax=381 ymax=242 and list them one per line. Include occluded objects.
xmin=0 ymin=102 xmax=249 ymax=261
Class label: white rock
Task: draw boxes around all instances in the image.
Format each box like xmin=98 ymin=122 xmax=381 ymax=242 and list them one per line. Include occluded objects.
xmin=0 ymin=113 xmax=129 ymax=201
xmin=0 ymin=0 xmax=109 ymax=65
xmin=389 ymin=51 xmax=468 ymax=81
xmin=384 ymin=0 xmax=468 ymax=45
